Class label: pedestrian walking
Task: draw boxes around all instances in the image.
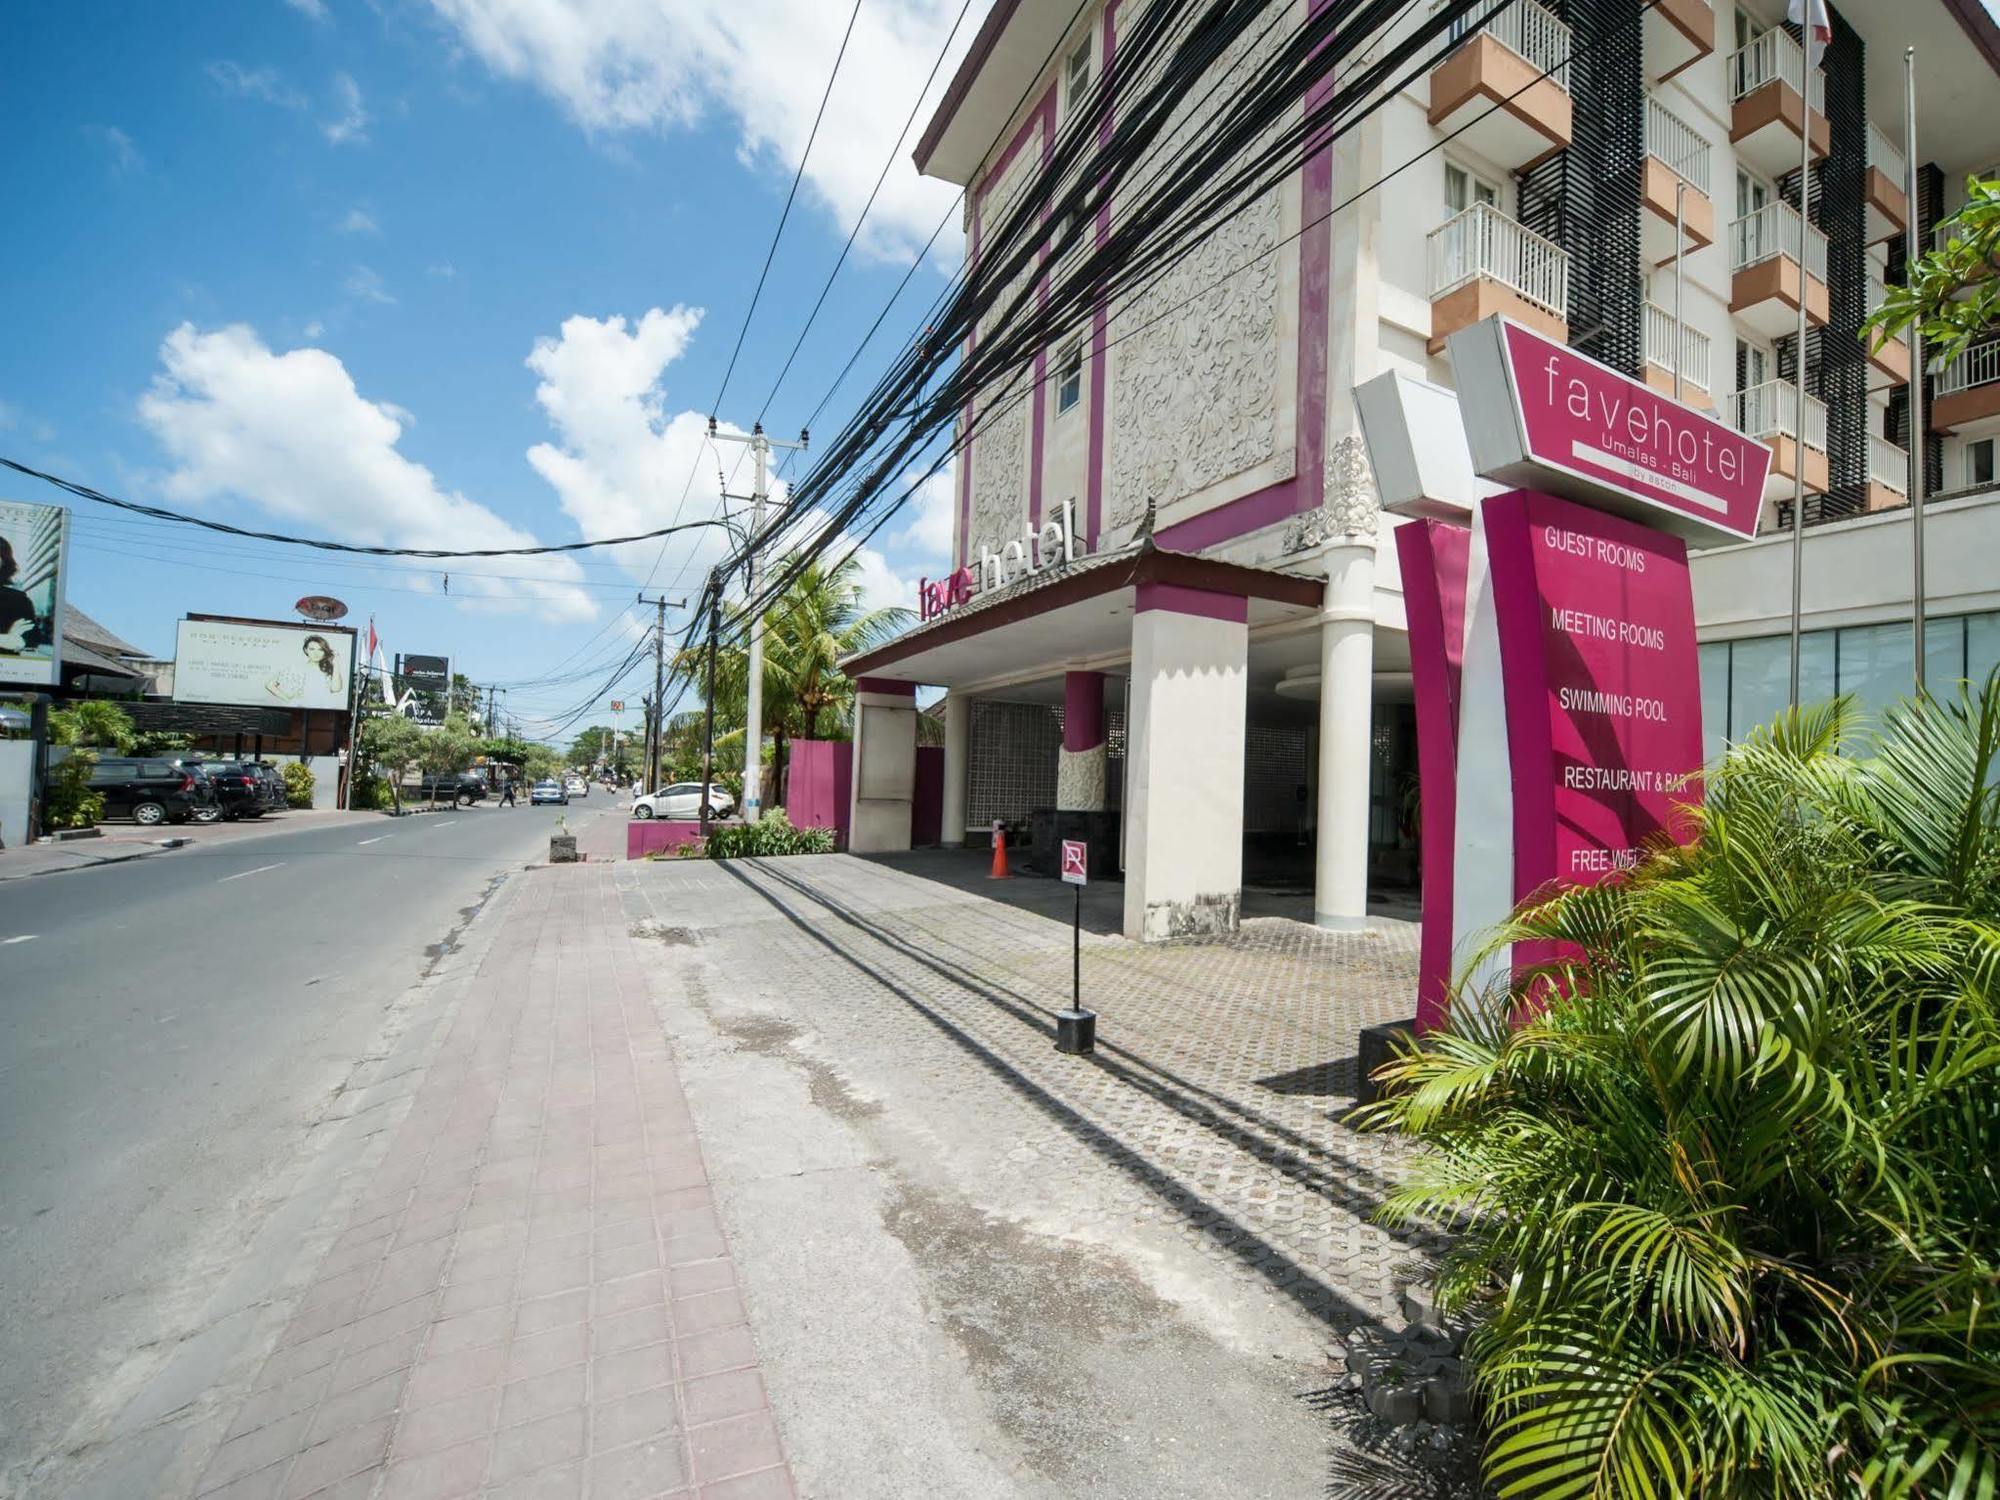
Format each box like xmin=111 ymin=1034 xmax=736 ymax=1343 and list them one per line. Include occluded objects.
xmin=499 ymin=777 xmax=517 ymax=807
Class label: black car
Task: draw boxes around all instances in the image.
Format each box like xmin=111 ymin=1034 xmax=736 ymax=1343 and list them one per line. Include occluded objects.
xmin=84 ymin=756 xmax=215 ymax=826
xmin=179 ymin=760 xmax=269 ymax=820
xmin=416 ymin=771 xmax=488 ymax=805
xmin=247 ymin=762 xmax=288 ymax=811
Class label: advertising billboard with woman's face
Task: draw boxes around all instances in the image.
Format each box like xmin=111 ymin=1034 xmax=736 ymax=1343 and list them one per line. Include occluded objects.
xmin=173 ymin=617 xmax=355 ymax=710
xmin=0 ymin=499 xmax=68 ymax=688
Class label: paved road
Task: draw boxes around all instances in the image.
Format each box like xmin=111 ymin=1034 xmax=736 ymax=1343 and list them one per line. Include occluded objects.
xmin=0 ymin=800 xmax=620 ymax=1493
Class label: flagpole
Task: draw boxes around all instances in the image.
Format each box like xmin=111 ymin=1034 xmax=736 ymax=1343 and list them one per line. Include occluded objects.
xmin=1787 ymin=13 xmax=1818 ymax=708
xmin=1905 ymin=45 xmax=1927 ymax=692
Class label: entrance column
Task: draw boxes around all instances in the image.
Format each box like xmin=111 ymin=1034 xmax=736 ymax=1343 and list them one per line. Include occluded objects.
xmin=1057 ymin=671 xmax=1106 ymax=811
xmin=848 ymin=677 xmax=917 ymax=854
xmin=940 ymin=692 xmax=970 ymax=847
xmin=1123 ymin=586 xmax=1247 ymax=942
xmin=1312 ymin=435 xmax=1382 ymax=929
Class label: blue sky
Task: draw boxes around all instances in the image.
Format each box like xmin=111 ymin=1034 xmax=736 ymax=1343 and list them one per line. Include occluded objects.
xmin=0 ymin=0 xmax=969 ymax=739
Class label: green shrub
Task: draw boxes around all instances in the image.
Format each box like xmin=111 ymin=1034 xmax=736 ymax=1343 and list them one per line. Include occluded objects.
xmin=48 ymin=700 xmax=135 ymax=753
xmin=1364 ymin=684 xmax=2000 ymax=1497
xmin=695 ymin=810 xmax=834 ymax=860
xmin=46 ymin=750 xmax=103 ymax=829
xmin=281 ymin=761 xmax=315 ymax=808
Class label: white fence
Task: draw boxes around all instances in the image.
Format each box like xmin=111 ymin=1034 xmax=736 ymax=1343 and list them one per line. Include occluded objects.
xmin=1442 ymin=0 xmax=1571 ymax=92
xmin=1730 ymin=201 xmax=1829 ymax=283
xmin=1427 ymin=201 xmax=1570 ymax=317
xmin=1643 ymin=302 xmax=1712 ymax=392
xmin=1729 ymin=28 xmax=1826 ymax=113
xmin=1936 ymin=341 xmax=2000 ymax=397
xmin=1645 ymin=94 xmax=1711 ymax=195
xmin=1866 ymin=121 xmax=1905 ymax=186
xmin=1869 ymin=434 xmax=1909 ymax=494
xmin=1732 ymin=379 xmax=1828 ymax=450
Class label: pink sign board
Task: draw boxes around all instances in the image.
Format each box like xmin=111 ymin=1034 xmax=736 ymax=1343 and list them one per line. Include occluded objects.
xmin=1060 ymin=839 xmax=1088 ymax=885
xmin=1485 ymin=490 xmax=1703 ymax=908
xmin=1451 ymin=318 xmax=1771 ymax=543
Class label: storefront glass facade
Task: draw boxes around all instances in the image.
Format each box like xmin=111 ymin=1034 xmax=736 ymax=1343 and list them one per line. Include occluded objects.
xmin=1699 ymin=610 xmax=2000 ymax=759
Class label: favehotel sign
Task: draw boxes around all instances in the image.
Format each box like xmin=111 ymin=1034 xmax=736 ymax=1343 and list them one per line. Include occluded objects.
xmin=919 ymin=498 xmax=1083 ymax=622
xmin=1449 ymin=318 xmax=1770 ymax=542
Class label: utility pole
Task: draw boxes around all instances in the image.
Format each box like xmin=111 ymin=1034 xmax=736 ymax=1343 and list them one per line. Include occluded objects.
xmin=637 ymin=592 xmax=673 ymax=797
xmin=700 ymin=570 xmax=721 ymax=834
xmin=1787 ymin=10 xmax=1821 ymax=707
xmin=709 ymin=419 xmax=807 ymax=824
xmin=1905 ymin=46 xmax=1927 ymax=692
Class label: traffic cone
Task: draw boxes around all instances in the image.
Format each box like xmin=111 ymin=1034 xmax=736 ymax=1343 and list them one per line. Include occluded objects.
xmin=989 ymin=822 xmax=1010 ymax=879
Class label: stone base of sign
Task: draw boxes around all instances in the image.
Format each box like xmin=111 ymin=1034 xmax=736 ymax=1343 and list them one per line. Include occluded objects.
xmin=1357 ymin=1017 xmax=1417 ymax=1107
xmin=547 ymin=832 xmax=578 ymax=863
xmin=1054 ymin=1007 xmax=1097 ymax=1055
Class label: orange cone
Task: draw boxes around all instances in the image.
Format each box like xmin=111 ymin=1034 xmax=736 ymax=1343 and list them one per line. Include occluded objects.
xmin=989 ymin=821 xmax=1010 ymax=879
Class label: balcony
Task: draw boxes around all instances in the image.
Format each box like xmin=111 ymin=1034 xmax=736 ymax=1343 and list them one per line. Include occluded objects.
xmin=1426 ymin=202 xmax=1569 ymax=352
xmin=1867 ymin=433 xmax=1910 ymax=512
xmin=1644 ymin=0 xmax=1713 ymax=83
xmin=1642 ymin=94 xmax=1714 ymax=264
xmin=1728 ymin=28 xmax=1829 ymax=181
xmin=1428 ymin=0 xmax=1572 ymax=171
xmin=1865 ymin=122 xmax=1908 ymax=245
xmin=1730 ymin=379 xmax=1828 ymax=509
xmin=1933 ymin=340 xmax=2000 ymax=435
xmin=1642 ymin=302 xmax=1713 ymax=405
xmin=1729 ymin=202 xmax=1830 ymax=339
xmin=1866 ymin=274 xmax=1910 ymax=385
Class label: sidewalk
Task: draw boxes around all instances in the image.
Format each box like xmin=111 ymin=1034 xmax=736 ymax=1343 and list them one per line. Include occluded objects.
xmin=190 ymin=863 xmax=793 ymax=1500
xmin=0 ymin=809 xmax=380 ymax=883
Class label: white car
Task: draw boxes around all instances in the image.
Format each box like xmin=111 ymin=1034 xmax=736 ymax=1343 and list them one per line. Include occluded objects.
xmin=632 ymin=782 xmax=733 ymax=821
xmin=563 ymin=775 xmax=588 ymax=798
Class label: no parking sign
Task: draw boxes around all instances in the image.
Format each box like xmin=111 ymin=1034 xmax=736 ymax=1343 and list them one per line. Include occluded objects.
xmin=1060 ymin=839 xmax=1088 ymax=885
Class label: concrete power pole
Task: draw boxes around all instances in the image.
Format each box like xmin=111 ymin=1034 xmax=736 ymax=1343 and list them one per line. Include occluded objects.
xmin=637 ymin=593 xmax=672 ymax=797
xmin=708 ymin=420 xmax=806 ymax=823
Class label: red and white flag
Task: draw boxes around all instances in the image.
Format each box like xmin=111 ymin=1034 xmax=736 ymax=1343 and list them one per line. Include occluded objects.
xmin=1787 ymin=0 xmax=1831 ymax=45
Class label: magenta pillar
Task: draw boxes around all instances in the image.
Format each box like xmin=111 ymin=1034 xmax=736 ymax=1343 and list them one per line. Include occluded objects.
xmin=1059 ymin=670 xmax=1107 ymax=812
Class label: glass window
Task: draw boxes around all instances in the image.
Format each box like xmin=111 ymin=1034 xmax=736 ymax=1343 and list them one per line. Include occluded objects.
xmin=1837 ymin=620 xmax=1916 ymax=728
xmin=1969 ymin=438 xmax=1996 ymax=490
xmin=1055 ymin=341 xmax=1083 ymax=414
xmin=1700 ymin=641 xmax=1730 ymax=765
xmin=1738 ymin=339 xmax=1771 ymax=388
xmin=1736 ymin=170 xmax=1769 ymax=220
xmin=1444 ymin=162 xmax=1496 ymax=215
xmin=1727 ymin=633 xmax=1791 ymax=742
xmin=1065 ymin=39 xmax=1091 ymax=113
xmin=1968 ymin=612 xmax=2000 ymax=690
xmin=1925 ymin=615 xmax=1966 ymax=692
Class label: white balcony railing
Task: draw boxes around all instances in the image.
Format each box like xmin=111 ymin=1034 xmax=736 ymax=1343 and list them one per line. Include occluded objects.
xmin=1870 ymin=434 xmax=1909 ymax=494
xmin=1645 ymin=94 xmax=1711 ymax=195
xmin=1442 ymin=0 xmax=1571 ymax=93
xmin=1730 ymin=201 xmax=1830 ymax=283
xmin=1936 ymin=340 xmax=2000 ymax=397
xmin=1866 ymin=274 xmax=1907 ymax=347
xmin=1729 ymin=27 xmax=1826 ymax=113
xmin=1866 ymin=121 xmax=1905 ymax=186
xmin=1427 ymin=201 xmax=1570 ymax=318
xmin=1731 ymin=379 xmax=1828 ymax=450
xmin=1643 ymin=302 xmax=1712 ymax=392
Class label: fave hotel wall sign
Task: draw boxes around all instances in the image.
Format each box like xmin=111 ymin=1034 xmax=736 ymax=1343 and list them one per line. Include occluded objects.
xmin=1378 ymin=317 xmax=1770 ymax=1033
xmin=919 ymin=498 xmax=1083 ymax=622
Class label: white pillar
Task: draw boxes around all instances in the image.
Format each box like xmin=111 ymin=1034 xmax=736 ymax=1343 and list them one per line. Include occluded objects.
xmin=1123 ymin=590 xmax=1247 ymax=942
xmin=847 ymin=679 xmax=917 ymax=854
xmin=941 ymin=692 xmax=970 ymax=847
xmin=1315 ymin=537 xmax=1376 ymax=928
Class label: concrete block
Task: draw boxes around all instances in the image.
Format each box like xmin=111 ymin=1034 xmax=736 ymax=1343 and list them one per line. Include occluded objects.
xmin=1365 ymin=1380 xmax=1424 ymax=1424
xmin=1357 ymin=1018 xmax=1417 ymax=1107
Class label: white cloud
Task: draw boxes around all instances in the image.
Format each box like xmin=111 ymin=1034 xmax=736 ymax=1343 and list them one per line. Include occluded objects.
xmin=138 ymin=323 xmax=596 ymax=620
xmin=206 ymin=60 xmax=307 ymax=109
xmin=846 ymin=539 xmax=919 ymax=613
xmin=890 ymin=462 xmax=954 ymax=565
xmin=336 ymin=206 xmax=379 ymax=235
xmin=322 ymin=72 xmax=368 ymax=144
xmin=344 ymin=265 xmax=395 ymax=304
xmin=303 ymin=320 xmax=325 ymax=338
xmin=86 ymin=125 xmax=143 ymax=176
xmin=427 ymin=261 xmax=458 ymax=279
xmin=286 ymin=0 xmax=329 ymax=19
xmin=523 ymin=307 xmax=748 ymax=590
xmin=425 ymin=0 xmax=969 ymax=261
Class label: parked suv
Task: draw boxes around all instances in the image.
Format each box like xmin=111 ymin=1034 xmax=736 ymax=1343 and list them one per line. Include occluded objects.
xmin=416 ymin=771 xmax=488 ymax=805
xmin=248 ymin=762 xmax=288 ymax=811
xmin=179 ymin=760 xmax=268 ymax=820
xmin=85 ymin=756 xmax=214 ymax=826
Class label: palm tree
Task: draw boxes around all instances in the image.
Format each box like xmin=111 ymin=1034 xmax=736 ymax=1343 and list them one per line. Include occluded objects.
xmin=677 ymin=551 xmax=912 ymax=799
xmin=1364 ymin=681 xmax=2000 ymax=1497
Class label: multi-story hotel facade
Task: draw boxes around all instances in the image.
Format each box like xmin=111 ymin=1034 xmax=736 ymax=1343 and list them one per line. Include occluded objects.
xmin=840 ymin=0 xmax=2000 ymax=942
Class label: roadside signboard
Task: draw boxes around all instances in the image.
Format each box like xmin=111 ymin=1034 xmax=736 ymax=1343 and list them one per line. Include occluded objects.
xmin=295 ymin=595 xmax=348 ymax=622
xmin=1061 ymin=838 xmax=1088 ymax=885
xmin=175 ymin=616 xmax=355 ymax=711
xmin=0 ymin=498 xmax=67 ymax=688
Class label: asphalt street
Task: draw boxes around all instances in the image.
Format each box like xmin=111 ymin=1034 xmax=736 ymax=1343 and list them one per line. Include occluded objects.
xmin=0 ymin=797 xmax=620 ymax=1494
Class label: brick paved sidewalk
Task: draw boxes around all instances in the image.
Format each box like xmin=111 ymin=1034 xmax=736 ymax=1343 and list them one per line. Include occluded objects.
xmin=194 ymin=865 xmax=793 ymax=1500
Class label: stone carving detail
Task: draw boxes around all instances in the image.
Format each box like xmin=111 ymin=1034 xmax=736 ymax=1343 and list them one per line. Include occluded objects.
xmin=966 ymin=132 xmax=1043 ymax=563
xmin=1284 ymin=433 xmax=1381 ymax=552
xmin=1107 ymin=191 xmax=1283 ymax=533
xmin=1056 ymin=745 xmax=1107 ymax=812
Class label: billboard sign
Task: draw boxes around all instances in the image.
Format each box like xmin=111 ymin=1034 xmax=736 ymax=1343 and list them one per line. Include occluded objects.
xmin=0 ymin=499 xmax=68 ymax=687
xmin=174 ymin=617 xmax=355 ymax=711
xmin=1449 ymin=318 xmax=1769 ymax=543
xmin=295 ymin=595 xmax=348 ymax=622
xmin=399 ymin=653 xmax=449 ymax=686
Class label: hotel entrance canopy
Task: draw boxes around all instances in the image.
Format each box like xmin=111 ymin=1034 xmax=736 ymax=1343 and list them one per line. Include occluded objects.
xmin=840 ymin=541 xmax=1325 ymax=691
